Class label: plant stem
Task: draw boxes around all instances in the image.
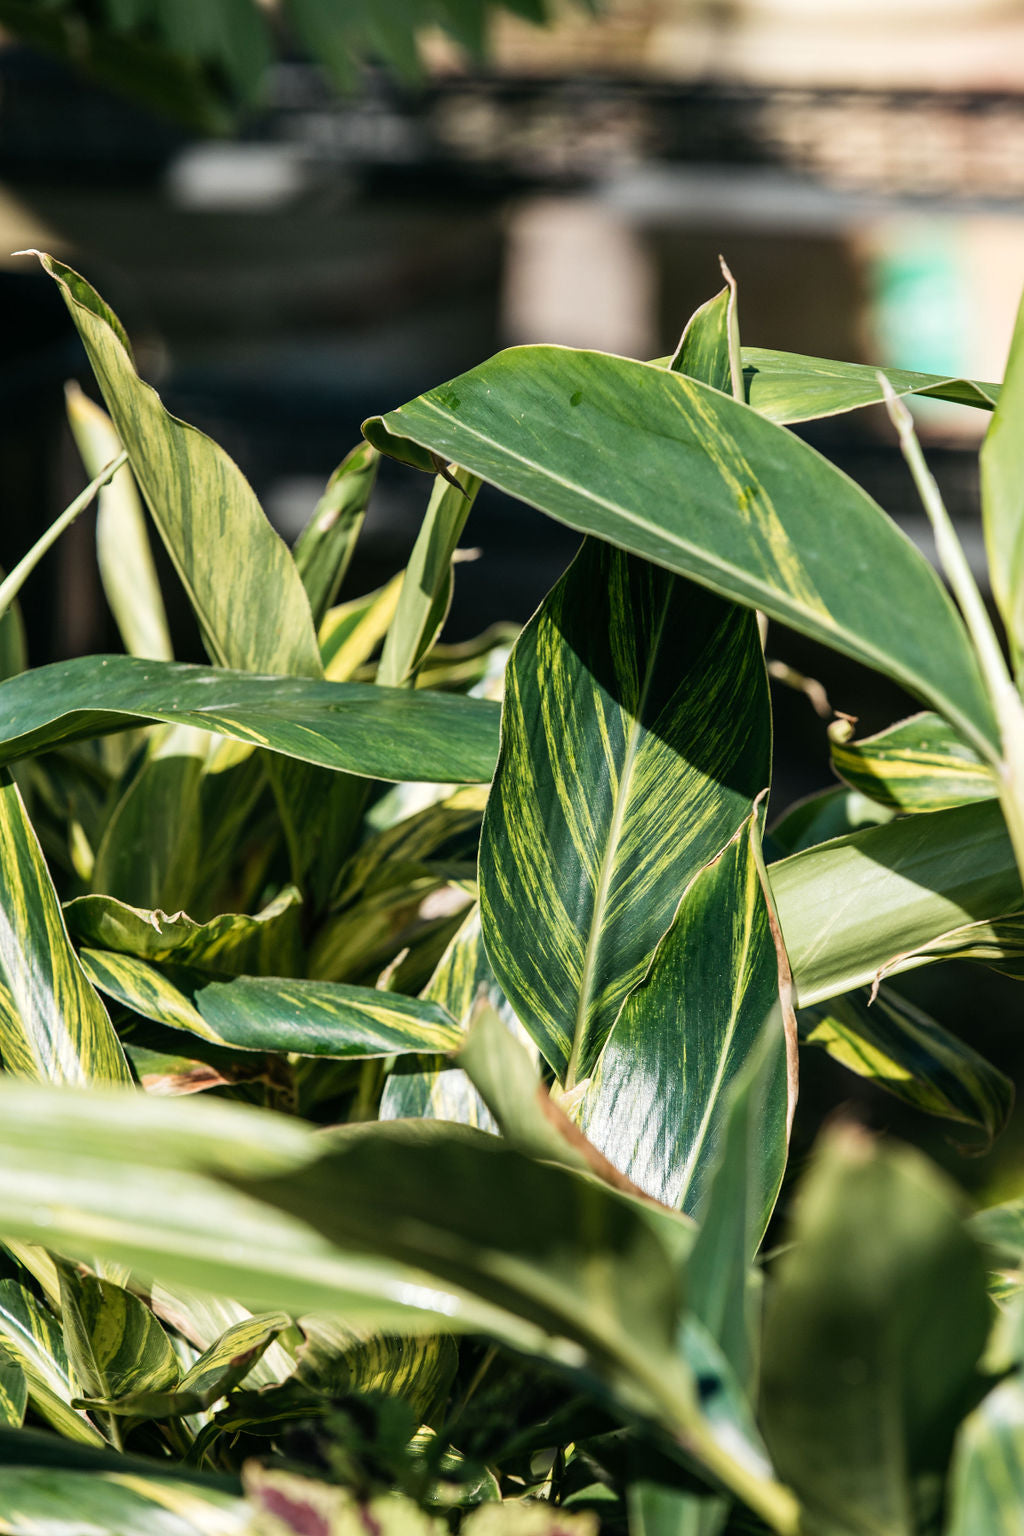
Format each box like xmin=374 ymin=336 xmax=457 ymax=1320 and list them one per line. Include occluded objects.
xmin=881 ymin=379 xmax=1024 ymax=890
xmin=0 ymin=449 xmax=129 ymax=621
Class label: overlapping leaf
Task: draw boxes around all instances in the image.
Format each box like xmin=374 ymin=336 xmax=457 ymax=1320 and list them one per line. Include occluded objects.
xmin=365 ymin=346 xmax=997 ymax=755
xmin=947 ymin=1375 xmax=1024 ymax=1536
xmin=0 ymin=656 xmax=499 ymax=784
xmin=59 ymin=1265 xmax=179 ymax=1418
xmin=0 ymin=1465 xmax=246 ymax=1536
xmin=738 ymin=348 xmax=999 ymax=424
xmin=981 ymin=288 xmax=1024 ymax=678
xmin=0 ymin=770 xmax=130 ymax=1085
xmin=0 ymin=1280 xmax=102 ymax=1446
xmin=830 ymin=712 xmax=996 ymax=814
xmin=480 ymin=540 xmax=770 ymax=1084
xmin=65 ymin=887 xmax=302 ymax=976
xmin=579 ymin=819 xmax=789 ymax=1218
xmin=293 ymin=443 xmax=379 ymax=628
xmin=78 ymin=951 xmax=463 ymax=1059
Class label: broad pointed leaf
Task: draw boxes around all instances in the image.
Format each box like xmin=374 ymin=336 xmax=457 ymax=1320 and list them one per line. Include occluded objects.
xmin=0 ymin=1279 xmax=103 ymax=1445
xmin=947 ymin=1374 xmax=1024 ymax=1536
xmin=92 ymin=725 xmax=206 ymax=912
xmin=830 ymin=712 xmax=995 ymax=814
xmin=0 ymin=656 xmax=499 ymax=784
xmin=738 ymin=348 xmax=999 ymax=424
xmin=39 ymin=253 xmax=321 ymax=680
xmin=760 ymin=1128 xmax=989 ymax=1536
xmin=0 ymin=769 xmax=130 ymax=1085
xmin=78 ymin=951 xmax=463 ymax=1058
xmin=479 ymin=541 xmax=770 ymax=1085
xmin=295 ymin=1319 xmax=457 ymax=1423
xmin=365 ymin=347 xmax=997 ymax=755
xmin=59 ymin=1265 xmax=179 ymax=1413
xmin=669 ymin=279 xmax=740 ymax=398
xmin=65 ymin=887 xmax=302 ymax=976
xmin=579 ymin=819 xmax=788 ymax=1219
xmin=0 ymin=1466 xmax=246 ymax=1536
xmin=771 ymin=799 xmax=1023 ymax=1006
xmin=320 ymin=577 xmax=403 ymax=681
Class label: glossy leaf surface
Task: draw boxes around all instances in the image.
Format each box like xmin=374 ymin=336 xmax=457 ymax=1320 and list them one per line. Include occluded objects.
xmin=59 ymin=1265 xmax=179 ymax=1412
xmin=771 ymin=799 xmax=1023 ymax=1006
xmin=579 ymin=819 xmax=788 ymax=1220
xmin=981 ymin=290 xmax=1024 ymax=676
xmin=366 ymin=347 xmax=996 ymax=755
xmin=0 ymin=1279 xmax=102 ymax=1446
xmin=65 ymin=887 xmax=302 ymax=976
xmin=480 ymin=541 xmax=770 ymax=1084
xmin=79 ymin=951 xmax=463 ymax=1058
xmin=0 ymin=770 xmax=129 ymax=1085
xmin=830 ymin=712 xmax=995 ymax=814
xmin=738 ymin=348 xmax=999 ymax=424
xmin=0 ymin=656 xmax=499 ymax=784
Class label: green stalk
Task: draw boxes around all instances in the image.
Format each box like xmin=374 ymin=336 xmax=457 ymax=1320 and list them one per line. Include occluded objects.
xmin=0 ymin=449 xmax=129 ymax=621
xmin=881 ymin=379 xmax=1024 ymax=891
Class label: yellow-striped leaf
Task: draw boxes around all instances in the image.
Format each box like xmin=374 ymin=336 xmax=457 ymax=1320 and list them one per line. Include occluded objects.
xmin=378 ymin=469 xmax=482 ymax=689
xmin=0 ymin=1279 xmax=103 ymax=1446
xmin=39 ymin=253 xmax=321 ymax=681
xmin=579 ymin=818 xmax=788 ymax=1220
xmin=320 ymin=576 xmax=404 ymax=681
xmin=800 ymin=985 xmax=1013 ymax=1147
xmin=66 ymin=382 xmax=173 ymax=662
xmin=480 ymin=541 xmax=770 ymax=1085
xmin=947 ymin=1375 xmax=1024 ymax=1536
xmin=0 ymin=770 xmax=130 ymax=1085
xmin=79 ymin=950 xmax=463 ymax=1059
xmin=59 ymin=1265 xmax=179 ymax=1419
xmin=0 ymin=656 xmax=500 ymax=785
xmin=65 ymin=887 xmax=302 ymax=977
xmin=0 ymin=1353 xmax=27 ymax=1429
xmin=830 ymin=712 xmax=996 ymax=813
xmin=293 ymin=442 xmax=379 ymax=628
xmin=366 ymin=348 xmax=997 ymax=757
xmin=295 ymin=1319 xmax=457 ymax=1423
xmin=669 ymin=278 xmax=740 ymax=397
xmin=78 ymin=1311 xmax=289 ymax=1418
xmin=0 ymin=1466 xmax=246 ymax=1536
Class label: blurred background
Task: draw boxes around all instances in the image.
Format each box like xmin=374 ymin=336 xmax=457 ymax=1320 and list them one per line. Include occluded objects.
xmin=3 ymin=0 xmax=1024 ymax=1186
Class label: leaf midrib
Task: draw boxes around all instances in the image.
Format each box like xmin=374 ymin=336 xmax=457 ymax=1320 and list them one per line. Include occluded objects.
xmin=563 ymin=584 xmax=671 ymax=1090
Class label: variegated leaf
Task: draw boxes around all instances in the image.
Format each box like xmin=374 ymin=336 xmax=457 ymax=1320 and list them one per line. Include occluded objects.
xmin=0 ymin=769 xmax=130 ymax=1085
xmin=295 ymin=1318 xmax=457 ymax=1423
xmin=669 ymin=274 xmax=740 ymax=397
xmin=480 ymin=540 xmax=770 ymax=1085
xmin=65 ymin=886 xmax=302 ymax=976
xmin=830 ymin=712 xmax=996 ymax=813
xmin=982 ymin=287 xmax=1024 ymax=679
xmin=0 ymin=1350 xmax=26 ymax=1428
xmin=0 ymin=1279 xmax=103 ymax=1445
xmin=0 ymin=1466 xmax=246 ymax=1536
xmin=0 ymin=656 xmax=500 ymax=785
xmin=736 ymin=348 xmax=998 ymax=424
xmin=320 ymin=577 xmax=403 ymax=681
xmin=947 ymin=1374 xmax=1024 ymax=1536
xmin=579 ymin=818 xmax=788 ymax=1219
xmin=800 ymin=985 xmax=1013 ymax=1147
xmin=39 ymin=253 xmax=321 ymax=681
xmin=79 ymin=950 xmax=463 ymax=1059
xmin=59 ymin=1264 xmax=179 ymax=1416
xmin=365 ymin=347 xmax=997 ymax=758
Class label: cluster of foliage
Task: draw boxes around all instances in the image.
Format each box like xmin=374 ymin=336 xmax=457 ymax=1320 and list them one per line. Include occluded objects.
xmin=0 ymin=0 xmax=579 ymax=128
xmin=1 ymin=250 xmax=1024 ymax=1536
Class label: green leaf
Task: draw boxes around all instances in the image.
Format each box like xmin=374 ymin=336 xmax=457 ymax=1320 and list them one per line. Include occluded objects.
xmin=0 ymin=569 xmax=27 ymax=682
xmin=66 ymin=381 xmax=173 ymax=662
xmin=293 ymin=443 xmax=379 ymax=628
xmin=78 ymin=951 xmax=464 ymax=1058
xmin=947 ymin=1375 xmax=1024 ymax=1536
xmin=0 ymin=656 xmax=500 ymax=784
xmin=65 ymin=887 xmax=302 ymax=976
xmin=38 ymin=253 xmax=321 ymax=681
xmin=378 ymin=469 xmax=482 ymax=688
xmin=59 ymin=1265 xmax=179 ymax=1415
xmin=0 ymin=769 xmax=130 ymax=1085
xmin=669 ymin=276 xmax=741 ymax=399
xmin=0 ymin=1465 xmax=246 ymax=1536
xmin=981 ymin=290 xmax=1024 ymax=678
xmin=0 ymin=1352 xmax=27 ymax=1429
xmin=579 ymin=818 xmax=789 ymax=1219
xmin=771 ymin=799 xmax=1023 ymax=1007
xmin=479 ymin=541 xmax=770 ymax=1085
xmin=830 ymin=712 xmax=996 ymax=814
xmin=380 ymin=905 xmax=515 ymax=1130
xmin=365 ymin=347 xmax=997 ymax=756
xmin=0 ymin=1278 xmax=103 ymax=1445
xmin=78 ymin=1311 xmax=289 ymax=1418
xmin=737 ymin=348 xmax=999 ymax=425
xmin=321 ymin=576 xmax=404 ymax=681
xmin=800 ymin=985 xmax=1013 ymax=1147
xmin=766 ymin=785 xmax=892 ymax=859
xmin=92 ymin=726 xmax=207 ymax=912
xmin=760 ymin=1127 xmax=989 ymax=1536
xmin=295 ymin=1319 xmax=457 ymax=1424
